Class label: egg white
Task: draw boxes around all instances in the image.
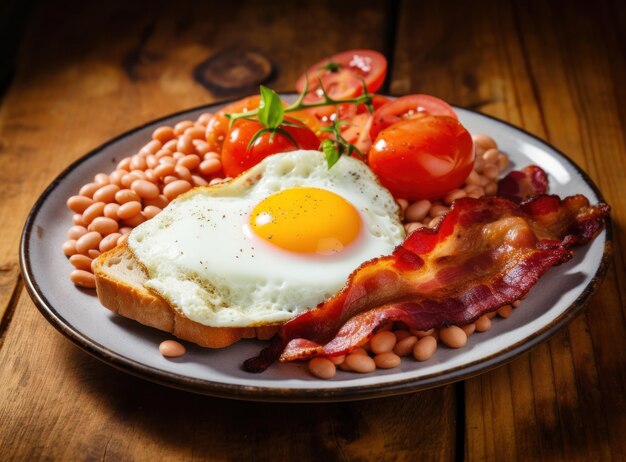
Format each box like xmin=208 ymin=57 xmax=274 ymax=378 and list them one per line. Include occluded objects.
xmin=128 ymin=150 xmax=405 ymax=328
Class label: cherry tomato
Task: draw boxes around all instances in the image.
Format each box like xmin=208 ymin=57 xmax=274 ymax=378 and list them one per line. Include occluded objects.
xmin=356 ymin=94 xmax=393 ymax=114
xmin=205 ymin=96 xmax=263 ymax=152
xmin=369 ymin=94 xmax=458 ymax=140
xmin=368 ymin=116 xmax=474 ymax=200
xmin=296 ymin=50 xmax=387 ymax=103
xmin=221 ymin=118 xmax=320 ymax=177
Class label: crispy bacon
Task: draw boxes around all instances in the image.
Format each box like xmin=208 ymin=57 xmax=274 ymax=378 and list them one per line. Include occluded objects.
xmin=244 ymin=194 xmax=609 ymax=372
xmin=497 ymin=165 xmax=549 ymax=202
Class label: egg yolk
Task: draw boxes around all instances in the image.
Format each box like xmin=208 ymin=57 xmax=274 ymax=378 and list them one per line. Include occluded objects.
xmin=250 ymin=187 xmax=362 ymax=255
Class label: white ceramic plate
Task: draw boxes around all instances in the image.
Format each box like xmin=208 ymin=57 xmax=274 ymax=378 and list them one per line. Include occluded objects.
xmin=20 ymin=98 xmax=612 ymax=402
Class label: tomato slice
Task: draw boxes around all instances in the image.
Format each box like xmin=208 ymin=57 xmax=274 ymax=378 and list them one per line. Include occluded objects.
xmin=205 ymin=95 xmax=263 ymax=152
xmin=369 ymin=94 xmax=458 ymax=140
xmin=295 ymin=50 xmax=387 ymax=103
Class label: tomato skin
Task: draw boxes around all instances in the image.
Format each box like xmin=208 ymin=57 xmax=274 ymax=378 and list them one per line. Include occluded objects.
xmin=205 ymin=96 xmax=262 ymax=152
xmin=221 ymin=118 xmax=320 ymax=177
xmin=369 ymin=94 xmax=458 ymax=140
xmin=368 ymin=116 xmax=474 ymax=201
xmin=295 ymin=49 xmax=387 ymax=102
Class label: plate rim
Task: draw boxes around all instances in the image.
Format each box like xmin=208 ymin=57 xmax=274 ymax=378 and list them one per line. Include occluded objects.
xmin=19 ymin=96 xmax=613 ymax=402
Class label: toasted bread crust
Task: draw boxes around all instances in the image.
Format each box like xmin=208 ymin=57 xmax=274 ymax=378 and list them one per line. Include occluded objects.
xmin=93 ymin=244 xmax=279 ymax=348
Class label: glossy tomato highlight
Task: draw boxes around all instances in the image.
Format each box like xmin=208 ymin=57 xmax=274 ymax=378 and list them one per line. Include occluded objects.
xmin=221 ymin=118 xmax=320 ymax=177
xmin=368 ymin=116 xmax=474 ymax=200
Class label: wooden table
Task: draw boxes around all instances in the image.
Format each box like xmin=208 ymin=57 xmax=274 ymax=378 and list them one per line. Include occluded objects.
xmin=1 ymin=0 xmax=624 ymax=459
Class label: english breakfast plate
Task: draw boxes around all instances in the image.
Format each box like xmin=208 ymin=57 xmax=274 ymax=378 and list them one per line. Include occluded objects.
xmin=20 ymin=97 xmax=612 ymax=402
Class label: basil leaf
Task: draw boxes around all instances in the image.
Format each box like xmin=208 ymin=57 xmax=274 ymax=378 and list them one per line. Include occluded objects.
xmin=321 ymin=139 xmax=340 ymax=169
xmin=258 ymin=86 xmax=284 ymax=129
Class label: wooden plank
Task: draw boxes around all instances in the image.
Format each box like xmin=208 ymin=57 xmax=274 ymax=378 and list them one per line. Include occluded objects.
xmin=0 ymin=0 xmax=457 ymax=460
xmin=393 ymin=0 xmax=625 ymax=460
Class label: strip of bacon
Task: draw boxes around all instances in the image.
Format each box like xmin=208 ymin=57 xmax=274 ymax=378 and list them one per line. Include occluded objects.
xmin=244 ymin=194 xmax=609 ymax=372
xmin=497 ymin=165 xmax=549 ymax=202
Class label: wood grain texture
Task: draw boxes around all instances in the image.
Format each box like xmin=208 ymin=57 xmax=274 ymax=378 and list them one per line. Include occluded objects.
xmin=0 ymin=0 xmax=458 ymax=460
xmin=393 ymin=0 xmax=625 ymax=460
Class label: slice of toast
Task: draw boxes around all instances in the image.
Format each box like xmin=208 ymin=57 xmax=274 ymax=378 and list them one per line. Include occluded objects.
xmin=93 ymin=244 xmax=280 ymax=348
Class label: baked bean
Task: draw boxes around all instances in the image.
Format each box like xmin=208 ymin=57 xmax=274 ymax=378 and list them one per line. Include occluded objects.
xmin=374 ymin=352 xmax=401 ymax=369
xmin=122 ymin=212 xmax=146 ymax=227
xmin=121 ymin=172 xmax=143 ymax=188
xmin=67 ymin=225 xmax=88 ymax=240
xmin=69 ymin=254 xmax=92 ymax=271
xmin=146 ymin=155 xmax=159 ymax=169
xmin=473 ymin=134 xmax=497 ymax=151
xmin=428 ymin=216 xmax=443 ymax=228
xmin=199 ymin=158 xmax=222 ymax=176
xmin=483 ymin=148 xmax=499 ymax=164
xmin=395 ymin=198 xmax=409 ymax=212
xmin=73 ymin=214 xmax=88 ymax=227
xmin=117 ymin=234 xmax=129 ymax=246
xmin=174 ymin=120 xmax=194 ymax=135
xmin=153 ymin=126 xmax=176 ymax=143
xmin=498 ymin=305 xmax=513 ymax=318
xmin=345 ymin=353 xmax=376 ymax=373
xmin=483 ymin=164 xmax=499 ymax=180
xmin=88 ymin=248 xmax=101 ymax=259
xmin=512 ymin=300 xmax=521 ymax=308
xmin=308 ymin=357 xmax=336 ymax=379
xmin=154 ymin=163 xmax=175 ymax=179
xmin=119 ymin=227 xmax=132 ymax=235
xmin=370 ymin=331 xmax=396 ymax=355
xmin=184 ymin=126 xmax=206 ymax=140
xmin=143 ymin=205 xmax=162 ymax=219
xmin=103 ymin=203 xmax=120 ymax=219
xmin=429 ymin=203 xmax=449 ymax=217
xmin=70 ymin=270 xmax=96 ymax=288
xmin=404 ymin=222 xmax=423 ymax=234
xmin=351 ymin=347 xmax=368 ymax=356
xmin=174 ymin=165 xmax=192 ymax=181
xmin=163 ymin=180 xmax=192 ymax=200
xmin=115 ymin=189 xmax=140 ymax=204
xmin=498 ymin=154 xmax=509 ymax=172
xmin=79 ymin=182 xmax=100 ymax=198
xmin=439 ymin=326 xmax=467 ymax=348
xmin=154 ymin=148 xmax=172 ymax=159
xmin=361 ymin=341 xmax=371 ymax=352
xmin=109 ymin=169 xmax=127 ymax=186
xmin=93 ymin=184 xmax=120 ymax=203
xmin=466 ymin=188 xmax=486 ymax=199
xmin=338 ymin=362 xmax=353 ymax=372
xmin=144 ymin=195 xmax=169 ymax=209
xmin=444 ymin=189 xmax=467 ymax=206
xmin=117 ymin=201 xmax=142 ymax=219
xmin=131 ymin=179 xmax=160 ymax=199
xmin=461 ymin=323 xmax=476 ymax=336
xmin=465 ymin=184 xmax=485 ymax=196
xmin=88 ymin=216 xmax=119 ymax=235
xmin=328 ymin=355 xmax=345 ymax=365
xmin=75 ymin=231 xmax=102 ymax=254
xmin=191 ymin=175 xmax=209 ymax=187
xmin=178 ymin=154 xmax=201 ymax=171
xmin=192 ymin=140 xmax=210 ymax=155
xmin=475 ymin=315 xmax=492 ymax=332
xmin=62 ymin=240 xmax=78 ymax=256
xmin=465 ymin=170 xmax=482 ymax=186
xmin=413 ymin=336 xmax=438 ymax=361
xmin=484 ymin=182 xmax=497 ymax=196
xmin=204 ymin=151 xmax=220 ymax=160
xmin=116 ymin=157 xmax=132 ymax=170
xmin=141 ymin=140 xmax=162 ymax=155
xmin=411 ymin=328 xmax=434 ymax=338
xmin=67 ymin=195 xmax=94 ymax=213
xmin=209 ymin=177 xmax=227 ymax=185
xmin=393 ymin=335 xmax=418 ymax=356
xmin=394 ymin=330 xmax=411 ymax=341
xmin=99 ymin=233 xmax=122 ymax=252
xmin=177 ymin=135 xmax=194 ymax=154
xmin=162 ymin=139 xmax=178 ymax=152
xmin=130 ymin=155 xmax=147 ymax=171
xmin=159 ymin=156 xmax=176 ymax=166
xmin=197 ymin=113 xmax=213 ymax=125
xmin=82 ymin=202 xmax=106 ymax=224
xmin=145 ymin=169 xmax=158 ymax=183
xmin=405 ymin=199 xmax=431 ymax=222
xmin=486 ymin=311 xmax=497 ymax=319
xmin=479 ymin=175 xmax=491 ymax=187
xmin=94 ymin=173 xmax=110 ymax=186
xmin=159 ymin=340 xmax=186 ymax=357
xmin=171 ymin=152 xmax=183 ymax=161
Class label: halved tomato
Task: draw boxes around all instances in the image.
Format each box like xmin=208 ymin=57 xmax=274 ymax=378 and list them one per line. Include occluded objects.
xmin=340 ymin=112 xmax=373 ymax=156
xmin=205 ymin=95 xmax=263 ymax=152
xmin=295 ymin=50 xmax=387 ymax=103
xmin=369 ymin=94 xmax=458 ymax=140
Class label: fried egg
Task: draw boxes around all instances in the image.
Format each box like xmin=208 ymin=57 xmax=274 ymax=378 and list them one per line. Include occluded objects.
xmin=128 ymin=150 xmax=405 ymax=327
